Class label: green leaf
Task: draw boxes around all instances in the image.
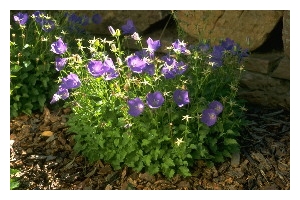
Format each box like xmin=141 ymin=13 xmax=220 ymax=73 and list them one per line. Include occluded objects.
xmin=148 ymin=163 xmax=159 ymax=175
xmin=163 ymin=157 xmax=175 ymax=167
xmin=165 ymin=169 xmax=175 ymax=179
xmin=20 ymin=72 xmax=28 ymax=80
xmin=41 ymin=77 xmax=49 ymax=87
xmin=224 ymin=138 xmax=238 ymax=146
xmin=179 ymin=124 xmax=187 ymax=131
xmin=189 ymin=144 xmax=197 ymax=149
xmin=141 ymin=139 xmax=150 ymax=146
xmin=23 ymin=60 xmax=31 ymax=68
xmin=13 ymin=95 xmax=21 ymax=101
xmin=114 ymin=138 xmax=119 ymax=146
xmin=38 ymin=95 xmax=46 ymax=108
xmin=143 ymin=155 xmax=151 ymax=166
xmin=11 ymin=65 xmax=22 ymax=73
xmin=186 ymin=154 xmax=192 ymax=159
xmin=222 ymin=149 xmax=232 ymax=158
xmin=10 ymin=179 xmax=19 ymax=190
xmin=227 ymin=129 xmax=235 ymax=135
xmin=157 ymin=135 xmax=170 ymax=143
xmin=214 ymin=153 xmax=224 ymax=162
xmin=179 ymin=166 xmax=191 ymax=177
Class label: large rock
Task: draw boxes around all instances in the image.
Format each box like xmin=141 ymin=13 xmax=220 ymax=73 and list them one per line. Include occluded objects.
xmin=238 ymin=71 xmax=289 ymax=110
xmin=238 ymin=53 xmax=289 ymax=110
xmin=70 ymin=10 xmax=170 ymax=35
xmin=282 ymin=11 xmax=290 ymax=58
xmin=174 ymin=10 xmax=283 ymax=51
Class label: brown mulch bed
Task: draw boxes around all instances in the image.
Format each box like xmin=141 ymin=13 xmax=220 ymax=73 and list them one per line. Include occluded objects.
xmin=10 ymin=104 xmax=290 ymax=190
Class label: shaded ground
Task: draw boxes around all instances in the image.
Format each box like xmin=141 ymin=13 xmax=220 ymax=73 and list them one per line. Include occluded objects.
xmin=10 ymin=104 xmax=290 ymax=190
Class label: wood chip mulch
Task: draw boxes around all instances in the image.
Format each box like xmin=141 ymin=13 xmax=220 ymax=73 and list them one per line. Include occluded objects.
xmin=10 ymin=104 xmax=290 ymax=190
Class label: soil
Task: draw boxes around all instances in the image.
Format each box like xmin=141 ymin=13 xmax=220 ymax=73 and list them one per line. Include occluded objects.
xmin=10 ymin=103 xmax=290 ymax=190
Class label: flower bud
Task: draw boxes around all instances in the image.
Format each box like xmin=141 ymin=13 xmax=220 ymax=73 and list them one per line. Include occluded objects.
xmin=108 ymin=26 xmax=116 ymax=36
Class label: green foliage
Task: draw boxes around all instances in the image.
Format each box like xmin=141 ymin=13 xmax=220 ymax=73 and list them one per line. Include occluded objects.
xmin=10 ymin=168 xmax=20 ymax=190
xmin=48 ymin=12 xmax=248 ymax=178
xmin=10 ymin=10 xmax=90 ymax=118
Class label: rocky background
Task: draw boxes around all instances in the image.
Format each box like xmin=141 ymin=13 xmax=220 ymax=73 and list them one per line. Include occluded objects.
xmin=74 ymin=10 xmax=290 ymax=110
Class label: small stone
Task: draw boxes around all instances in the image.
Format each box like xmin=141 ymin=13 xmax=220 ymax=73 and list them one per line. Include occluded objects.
xmin=177 ymin=180 xmax=190 ymax=189
xmin=139 ymin=172 xmax=155 ymax=183
xmin=231 ymin=152 xmax=240 ymax=167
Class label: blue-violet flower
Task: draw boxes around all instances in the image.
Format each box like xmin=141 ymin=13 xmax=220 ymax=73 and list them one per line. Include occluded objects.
xmin=146 ymin=91 xmax=164 ymax=109
xmin=201 ymin=109 xmax=217 ymax=126
xmin=60 ymin=73 xmax=81 ymax=89
xmin=51 ymin=38 xmax=67 ymax=55
xmin=173 ymin=89 xmax=190 ymax=107
xmin=55 ymin=57 xmax=67 ymax=71
xmin=128 ymin=97 xmax=144 ymax=117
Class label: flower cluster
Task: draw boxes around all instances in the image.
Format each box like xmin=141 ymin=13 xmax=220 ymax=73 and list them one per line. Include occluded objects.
xmin=43 ymin=26 xmax=83 ymax=104
xmin=209 ymin=38 xmax=249 ymax=67
xmin=87 ymin=58 xmax=119 ymax=80
xmin=201 ymin=100 xmax=224 ymax=126
xmin=50 ymin=24 xmax=192 ymax=116
xmin=45 ymin=15 xmax=248 ymax=178
xmin=49 ymin=18 xmax=244 ymax=129
xmin=50 ymin=73 xmax=81 ymax=104
xmin=10 ymin=10 xmax=92 ymax=117
xmin=65 ymin=12 xmax=103 ymax=33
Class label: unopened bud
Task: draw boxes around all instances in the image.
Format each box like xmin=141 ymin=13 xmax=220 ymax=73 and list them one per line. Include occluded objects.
xmin=116 ymin=57 xmax=123 ymax=65
xmin=111 ymin=44 xmax=117 ymax=52
xmin=108 ymin=26 xmax=116 ymax=36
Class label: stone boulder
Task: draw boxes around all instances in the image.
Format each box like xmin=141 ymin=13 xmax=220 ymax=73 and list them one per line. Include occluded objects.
xmin=174 ymin=10 xmax=284 ymax=51
xmin=282 ymin=10 xmax=290 ymax=58
xmin=238 ymin=53 xmax=289 ymax=110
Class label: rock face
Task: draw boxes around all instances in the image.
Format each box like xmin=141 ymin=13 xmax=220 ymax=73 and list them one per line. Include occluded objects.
xmin=239 ymin=53 xmax=290 ymax=110
xmin=174 ymin=10 xmax=284 ymax=51
xmin=70 ymin=10 xmax=170 ymax=35
xmin=282 ymin=11 xmax=290 ymax=58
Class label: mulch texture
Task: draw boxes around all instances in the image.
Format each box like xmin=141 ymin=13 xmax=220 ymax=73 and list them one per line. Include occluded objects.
xmin=10 ymin=104 xmax=290 ymax=190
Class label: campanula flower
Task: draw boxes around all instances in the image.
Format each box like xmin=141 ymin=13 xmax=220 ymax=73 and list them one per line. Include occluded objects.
xmin=201 ymin=109 xmax=217 ymax=126
xmin=209 ymin=45 xmax=224 ymax=67
xmin=102 ymin=58 xmax=119 ymax=80
xmin=32 ymin=11 xmax=44 ymax=24
xmin=143 ymin=63 xmax=155 ymax=76
xmin=55 ymin=57 xmax=67 ymax=71
xmin=122 ymin=19 xmax=136 ymax=35
xmin=14 ymin=12 xmax=28 ymax=25
xmin=103 ymin=68 xmax=119 ymax=80
xmin=220 ymin=38 xmax=236 ymax=51
xmin=60 ymin=73 xmax=81 ymax=89
xmin=50 ymin=86 xmax=69 ymax=104
xmin=208 ymin=101 xmax=223 ymax=115
xmin=146 ymin=91 xmax=164 ymax=109
xmin=172 ymin=39 xmax=188 ymax=54
xmin=128 ymin=98 xmax=144 ymax=117
xmin=50 ymin=38 xmax=67 ymax=54
xmin=131 ymin=32 xmax=141 ymax=41
xmin=147 ymin=37 xmax=161 ymax=53
xmin=87 ymin=60 xmax=110 ymax=77
xmin=173 ymin=89 xmax=190 ymax=107
xmin=126 ymin=55 xmax=146 ymax=73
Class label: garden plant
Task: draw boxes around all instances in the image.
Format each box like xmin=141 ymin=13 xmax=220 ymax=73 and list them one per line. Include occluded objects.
xmin=11 ymin=10 xmax=249 ymax=179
